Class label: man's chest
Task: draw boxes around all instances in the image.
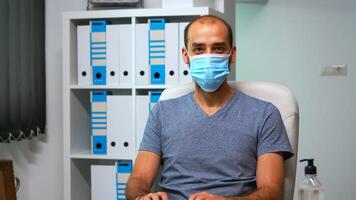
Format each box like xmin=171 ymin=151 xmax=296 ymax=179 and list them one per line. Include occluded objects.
xmin=159 ymin=116 xmax=259 ymax=177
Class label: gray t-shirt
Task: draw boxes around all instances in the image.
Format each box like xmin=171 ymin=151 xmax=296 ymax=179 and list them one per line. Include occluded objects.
xmin=139 ymin=90 xmax=293 ymax=199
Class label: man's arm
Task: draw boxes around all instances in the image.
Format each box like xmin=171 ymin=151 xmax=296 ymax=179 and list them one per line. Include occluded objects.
xmin=228 ymin=152 xmax=284 ymax=200
xmin=126 ymin=150 xmax=168 ymax=200
xmin=189 ymin=152 xmax=285 ymax=200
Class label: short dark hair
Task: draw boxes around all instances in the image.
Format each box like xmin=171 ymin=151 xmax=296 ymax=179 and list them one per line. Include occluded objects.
xmin=184 ymin=15 xmax=233 ymax=49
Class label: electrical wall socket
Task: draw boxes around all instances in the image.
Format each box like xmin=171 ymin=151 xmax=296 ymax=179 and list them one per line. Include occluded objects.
xmin=321 ymin=64 xmax=347 ymax=76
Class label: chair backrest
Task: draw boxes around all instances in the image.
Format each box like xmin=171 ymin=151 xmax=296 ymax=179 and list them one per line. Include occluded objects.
xmin=159 ymin=81 xmax=299 ymax=200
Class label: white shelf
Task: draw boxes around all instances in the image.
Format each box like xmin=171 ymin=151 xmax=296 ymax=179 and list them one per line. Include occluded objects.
xmin=63 ymin=7 xmax=223 ymax=20
xmin=70 ymin=151 xmax=135 ymax=160
xmin=135 ymin=84 xmax=177 ymax=89
xmin=70 ymin=85 xmax=134 ymax=90
xmin=70 ymin=84 xmax=180 ymax=90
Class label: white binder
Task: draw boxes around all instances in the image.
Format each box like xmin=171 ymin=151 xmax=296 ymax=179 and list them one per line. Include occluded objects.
xmin=135 ymin=95 xmax=150 ymax=151
xmin=91 ymin=165 xmax=116 ymax=200
xmin=119 ymin=24 xmax=133 ymax=85
xmin=77 ymin=25 xmax=91 ymax=85
xmin=106 ymin=25 xmax=120 ymax=85
xmin=107 ymin=95 xmax=135 ymax=156
xmin=135 ymin=23 xmax=149 ymax=85
xmin=165 ymin=23 xmax=179 ymax=85
xmin=178 ymin=22 xmax=192 ymax=84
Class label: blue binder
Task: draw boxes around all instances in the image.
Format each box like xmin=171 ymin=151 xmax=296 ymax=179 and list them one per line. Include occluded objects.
xmin=149 ymin=90 xmax=163 ymax=111
xmin=149 ymin=19 xmax=166 ymax=84
xmin=91 ymin=90 xmax=110 ymax=154
xmin=90 ymin=20 xmax=107 ymax=85
xmin=116 ymin=161 xmax=133 ymax=200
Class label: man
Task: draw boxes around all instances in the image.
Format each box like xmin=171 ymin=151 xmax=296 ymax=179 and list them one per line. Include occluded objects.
xmin=126 ymin=15 xmax=293 ymax=200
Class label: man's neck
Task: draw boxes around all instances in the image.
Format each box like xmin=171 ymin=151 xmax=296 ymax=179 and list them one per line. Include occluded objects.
xmin=193 ymin=81 xmax=235 ymax=109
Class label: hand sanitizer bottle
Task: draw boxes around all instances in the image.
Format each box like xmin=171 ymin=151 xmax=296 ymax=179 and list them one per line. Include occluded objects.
xmin=298 ymin=159 xmax=324 ymax=200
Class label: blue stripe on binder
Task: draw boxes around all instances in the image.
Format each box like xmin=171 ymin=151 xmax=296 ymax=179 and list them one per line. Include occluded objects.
xmin=91 ymin=47 xmax=107 ymax=50
xmin=91 ymin=127 xmax=107 ymax=130
xmin=92 ymin=112 xmax=107 ymax=114
xmin=91 ymin=116 xmax=107 ymax=119
xmin=150 ymin=56 xmax=165 ymax=59
xmin=150 ymin=39 xmax=165 ymax=42
xmin=150 ymin=50 xmax=165 ymax=53
xmin=91 ymin=122 xmax=107 ymax=125
xmin=91 ymin=41 xmax=106 ymax=44
xmin=150 ymin=44 xmax=165 ymax=47
xmin=92 ymin=57 xmax=106 ymax=60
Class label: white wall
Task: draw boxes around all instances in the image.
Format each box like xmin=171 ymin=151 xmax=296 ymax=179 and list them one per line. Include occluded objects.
xmin=236 ymin=0 xmax=356 ymax=199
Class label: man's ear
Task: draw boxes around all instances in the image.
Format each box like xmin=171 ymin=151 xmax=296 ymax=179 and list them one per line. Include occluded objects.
xmin=182 ymin=47 xmax=190 ymax=65
xmin=230 ymin=46 xmax=237 ymax=64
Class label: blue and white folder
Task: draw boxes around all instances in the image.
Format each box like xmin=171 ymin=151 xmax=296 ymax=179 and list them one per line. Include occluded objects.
xmin=165 ymin=22 xmax=179 ymax=85
xmin=91 ymin=20 xmax=107 ymax=85
xmin=116 ymin=161 xmax=133 ymax=200
xmin=91 ymin=165 xmax=117 ymax=200
xmin=91 ymin=90 xmax=110 ymax=154
xmin=149 ymin=19 xmax=166 ymax=84
xmin=107 ymin=95 xmax=135 ymax=156
xmin=77 ymin=25 xmax=92 ymax=85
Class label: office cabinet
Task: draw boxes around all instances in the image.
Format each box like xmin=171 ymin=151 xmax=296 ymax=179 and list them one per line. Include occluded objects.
xmin=63 ymin=7 xmax=227 ymax=200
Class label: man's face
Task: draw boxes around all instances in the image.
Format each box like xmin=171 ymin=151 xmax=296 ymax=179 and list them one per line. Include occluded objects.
xmin=182 ymin=19 xmax=236 ymax=64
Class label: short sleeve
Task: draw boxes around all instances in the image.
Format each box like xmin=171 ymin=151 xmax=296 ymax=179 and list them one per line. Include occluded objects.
xmin=257 ymin=103 xmax=294 ymax=160
xmin=139 ymin=103 xmax=162 ymax=155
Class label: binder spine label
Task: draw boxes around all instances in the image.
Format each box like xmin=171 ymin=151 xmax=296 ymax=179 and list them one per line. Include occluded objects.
xmin=149 ymin=90 xmax=163 ymax=111
xmin=149 ymin=19 xmax=166 ymax=84
xmin=116 ymin=161 xmax=133 ymax=200
xmin=91 ymin=20 xmax=107 ymax=85
xmin=91 ymin=91 xmax=110 ymax=154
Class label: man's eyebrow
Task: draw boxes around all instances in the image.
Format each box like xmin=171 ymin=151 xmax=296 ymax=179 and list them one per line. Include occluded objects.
xmin=212 ymin=42 xmax=228 ymax=46
xmin=191 ymin=43 xmax=205 ymax=47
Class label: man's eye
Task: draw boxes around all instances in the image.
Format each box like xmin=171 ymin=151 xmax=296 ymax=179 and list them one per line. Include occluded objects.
xmin=214 ymin=47 xmax=225 ymax=53
xmin=193 ymin=48 xmax=203 ymax=53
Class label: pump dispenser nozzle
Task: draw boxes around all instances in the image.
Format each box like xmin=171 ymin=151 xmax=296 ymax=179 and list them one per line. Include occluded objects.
xmin=300 ymin=159 xmax=317 ymax=175
xmin=298 ymin=158 xmax=324 ymax=200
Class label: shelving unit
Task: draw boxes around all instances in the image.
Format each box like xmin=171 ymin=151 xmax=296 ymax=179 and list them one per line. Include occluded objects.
xmin=63 ymin=6 xmax=232 ymax=200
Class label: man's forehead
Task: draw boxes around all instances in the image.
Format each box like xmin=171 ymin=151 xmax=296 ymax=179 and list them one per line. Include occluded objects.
xmin=189 ymin=16 xmax=228 ymax=31
xmin=188 ymin=17 xmax=229 ymax=44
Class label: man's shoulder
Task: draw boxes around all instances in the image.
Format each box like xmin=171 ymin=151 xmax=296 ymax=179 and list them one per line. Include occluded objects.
xmin=157 ymin=92 xmax=192 ymax=106
xmin=237 ymin=91 xmax=272 ymax=109
xmin=154 ymin=92 xmax=192 ymax=112
xmin=237 ymin=91 xmax=281 ymax=119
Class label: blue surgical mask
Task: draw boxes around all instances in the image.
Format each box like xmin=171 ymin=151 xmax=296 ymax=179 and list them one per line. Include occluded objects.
xmin=188 ymin=53 xmax=231 ymax=92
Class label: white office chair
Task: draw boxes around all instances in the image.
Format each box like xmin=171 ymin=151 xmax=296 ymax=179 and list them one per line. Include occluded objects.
xmin=159 ymin=81 xmax=299 ymax=200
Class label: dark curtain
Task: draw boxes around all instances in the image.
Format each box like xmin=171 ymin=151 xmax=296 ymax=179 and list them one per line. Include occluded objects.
xmin=0 ymin=0 xmax=46 ymax=142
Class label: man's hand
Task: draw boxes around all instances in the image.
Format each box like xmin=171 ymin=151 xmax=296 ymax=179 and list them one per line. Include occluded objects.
xmin=189 ymin=192 xmax=226 ymax=200
xmin=136 ymin=192 xmax=169 ymax=200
